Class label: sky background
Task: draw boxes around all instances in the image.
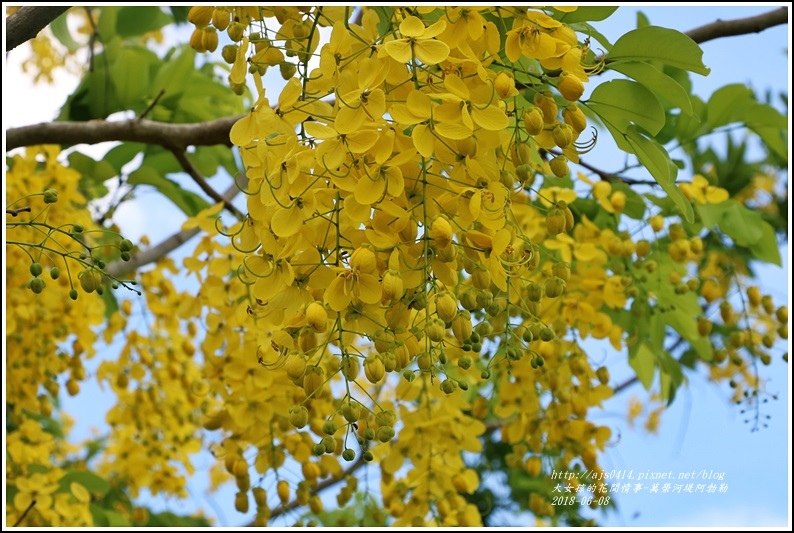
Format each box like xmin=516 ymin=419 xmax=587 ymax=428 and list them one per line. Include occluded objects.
xmin=3 ymin=4 xmax=791 ymax=528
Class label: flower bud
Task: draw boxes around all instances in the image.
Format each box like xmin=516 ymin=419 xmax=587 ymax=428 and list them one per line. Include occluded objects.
xmin=350 ymin=247 xmax=377 ymax=274
xmin=212 ymin=7 xmax=231 ymax=31
xmin=429 ymin=216 xmax=453 ymax=249
xmin=302 ymin=366 xmax=325 ymax=397
xmin=549 ymin=155 xmax=569 ymax=177
xmin=306 ymin=302 xmax=328 ymax=332
xmin=280 ymin=61 xmax=297 ymax=80
xmin=545 ymin=208 xmax=566 ymax=235
xmin=523 ymin=107 xmax=544 ymax=135
xmin=222 ymin=44 xmax=239 ymax=64
xmin=289 ymin=405 xmax=309 ymax=428
xmin=381 ymin=270 xmax=404 ymax=301
xmin=451 ymin=311 xmax=473 ymax=343
xmin=235 ymin=491 xmax=249 ymax=514
xmin=43 ymin=188 xmax=58 ymax=204
xmin=187 ymin=6 xmax=214 ymax=27
xmin=552 ymin=123 xmax=574 ymax=148
xmin=534 ymin=91 xmax=558 ymax=124
xmin=434 ymin=291 xmax=458 ymax=323
xmin=562 ymin=103 xmax=587 ymax=133
xmin=557 ymin=71 xmax=585 ymax=102
xmin=426 ymin=318 xmax=447 ymax=342
xmin=202 ymin=27 xmax=219 ymax=53
xmin=544 ymin=276 xmax=566 ymax=298
xmin=227 ymin=22 xmax=246 ymax=42
xmin=495 ymin=71 xmax=516 ymax=98
xmin=78 ymin=268 xmax=103 ymax=293
xmin=285 ymin=353 xmax=307 ymax=381
xmin=364 ymin=355 xmax=385 ymax=383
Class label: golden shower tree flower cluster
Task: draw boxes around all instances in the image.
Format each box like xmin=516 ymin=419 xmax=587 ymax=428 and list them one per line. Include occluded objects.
xmin=183 ymin=6 xmax=639 ymax=525
xmin=5 ymin=5 xmax=787 ymax=527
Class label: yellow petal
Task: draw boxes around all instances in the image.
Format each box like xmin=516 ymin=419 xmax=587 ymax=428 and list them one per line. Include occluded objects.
xmin=354 ymin=174 xmax=387 ymax=205
xmin=382 ymin=39 xmax=412 ymax=63
xmin=355 ymin=273 xmax=383 ymax=304
xmin=230 ymin=112 xmax=258 ymax=146
xmin=505 ymin=31 xmax=522 ymax=62
xmin=434 ymin=121 xmax=473 ymax=140
xmin=271 ymin=204 xmax=303 ymax=238
xmin=71 ymin=482 xmax=91 ymax=503
xmin=303 ymin=121 xmax=338 ymax=140
xmin=405 ymin=90 xmax=432 ymax=118
xmin=443 ymin=73 xmax=470 ymax=100
xmin=472 ymin=105 xmax=509 ymax=131
xmin=399 ymin=16 xmax=427 ymax=38
xmin=336 ymin=106 xmax=366 ymax=134
xmin=344 ymin=195 xmax=372 ymax=224
xmin=705 ymin=186 xmax=729 ymax=204
xmin=325 ymin=275 xmax=352 ymax=311
xmin=346 ymin=129 xmax=380 ymax=153
xmin=414 ymin=39 xmax=450 ymax=65
xmin=420 ymin=18 xmax=447 ymax=39
xmin=412 ymin=124 xmax=435 ymax=158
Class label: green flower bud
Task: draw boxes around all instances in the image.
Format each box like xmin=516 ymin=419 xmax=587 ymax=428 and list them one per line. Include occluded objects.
xmin=43 ymin=189 xmax=58 ymax=204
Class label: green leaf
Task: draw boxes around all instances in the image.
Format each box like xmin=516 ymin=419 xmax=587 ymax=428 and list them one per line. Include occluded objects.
xmin=568 ymin=22 xmax=613 ymax=51
xmin=67 ymin=151 xmax=117 ymax=200
xmin=146 ymin=511 xmax=212 ymax=527
xmin=116 ymin=6 xmax=172 ymax=37
xmin=721 ymin=201 xmax=763 ymax=246
xmin=90 ymin=504 xmax=110 ymax=527
xmin=151 ymin=46 xmax=197 ymax=102
xmin=748 ymin=221 xmax=782 ymax=266
xmin=50 ymin=10 xmax=81 ymax=53
xmin=96 ymin=7 xmax=122 ymax=41
xmin=103 ymin=143 xmax=146 ymax=174
xmin=552 ymin=6 xmax=618 ymax=23
xmin=68 ymin=152 xmax=118 ymax=183
xmin=128 ymin=166 xmax=210 ymax=217
xmin=587 ymin=79 xmax=666 ymax=135
xmin=676 ymin=94 xmax=706 ymax=142
xmin=624 ymin=126 xmax=694 ymax=222
xmin=629 ymin=342 xmax=655 ymax=390
xmin=695 ymin=202 xmax=726 ymax=230
xmin=636 ymin=11 xmax=651 ymax=28
xmin=608 ymin=61 xmax=693 ymax=115
xmin=104 ymin=510 xmax=132 ymax=527
xmin=100 ymin=286 xmax=120 ymax=319
xmin=705 ymin=84 xmax=753 ymax=129
xmin=657 ymin=350 xmax=685 ymax=405
xmin=59 ymin=471 xmax=111 ymax=497
xmin=169 ymin=6 xmax=191 ymax=23
xmin=110 ymin=47 xmax=157 ymax=108
xmin=608 ymin=26 xmax=710 ymax=76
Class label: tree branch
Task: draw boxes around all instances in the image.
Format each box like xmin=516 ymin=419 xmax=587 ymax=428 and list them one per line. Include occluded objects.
xmin=6 ymin=115 xmax=243 ymax=153
xmin=5 ymin=6 xmax=70 ymax=52
xmin=258 ymin=456 xmax=367 ymax=525
xmin=169 ymin=148 xmax=244 ymax=220
xmin=685 ymin=7 xmax=789 ymax=44
xmin=104 ymin=177 xmax=245 ymax=278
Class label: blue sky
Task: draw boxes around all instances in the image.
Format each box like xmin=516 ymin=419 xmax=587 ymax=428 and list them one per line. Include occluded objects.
xmin=3 ymin=5 xmax=791 ymax=528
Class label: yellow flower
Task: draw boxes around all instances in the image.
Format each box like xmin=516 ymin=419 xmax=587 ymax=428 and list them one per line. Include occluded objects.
xmin=679 ymin=174 xmax=729 ymax=204
xmin=380 ymin=16 xmax=450 ymax=65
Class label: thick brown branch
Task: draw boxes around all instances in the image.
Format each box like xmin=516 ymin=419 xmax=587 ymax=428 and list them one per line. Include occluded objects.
xmin=6 ymin=116 xmax=243 ymax=153
xmin=6 ymin=6 xmax=70 ymax=51
xmin=104 ymin=178 xmax=245 ymax=278
xmin=685 ymin=7 xmax=789 ymax=44
xmin=169 ymin=148 xmax=244 ymax=220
